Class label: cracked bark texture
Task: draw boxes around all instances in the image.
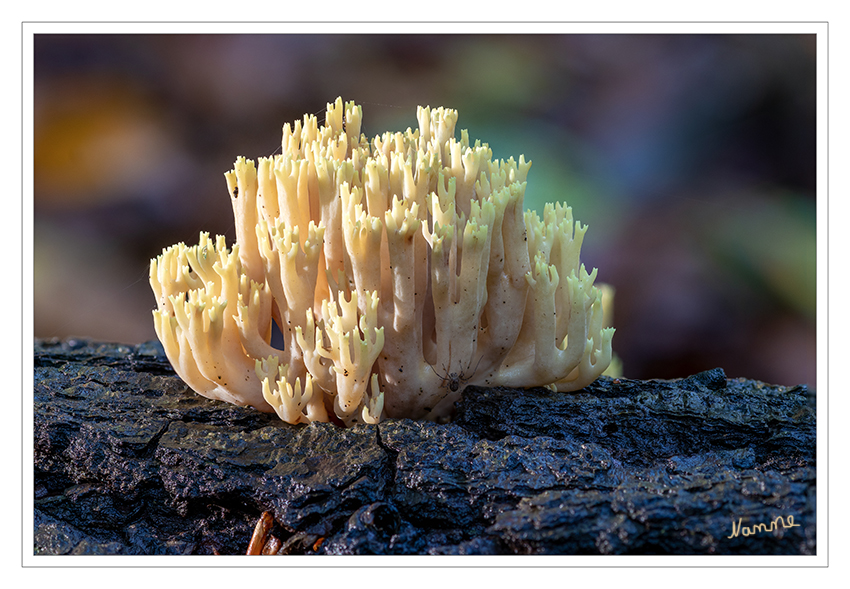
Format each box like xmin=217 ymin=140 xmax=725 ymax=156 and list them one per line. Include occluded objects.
xmin=34 ymin=339 xmax=815 ymax=555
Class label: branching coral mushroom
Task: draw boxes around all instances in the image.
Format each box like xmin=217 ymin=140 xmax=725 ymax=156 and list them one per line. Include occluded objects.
xmin=150 ymin=98 xmax=615 ymax=426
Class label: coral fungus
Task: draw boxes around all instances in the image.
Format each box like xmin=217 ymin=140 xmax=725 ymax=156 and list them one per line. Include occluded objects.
xmin=150 ymin=98 xmax=614 ymax=426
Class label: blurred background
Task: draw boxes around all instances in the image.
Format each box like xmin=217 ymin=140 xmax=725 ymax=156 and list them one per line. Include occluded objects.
xmin=32 ymin=33 xmax=817 ymax=388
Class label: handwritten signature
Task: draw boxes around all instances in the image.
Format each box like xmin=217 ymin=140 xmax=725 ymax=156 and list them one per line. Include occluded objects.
xmin=727 ymin=514 xmax=800 ymax=539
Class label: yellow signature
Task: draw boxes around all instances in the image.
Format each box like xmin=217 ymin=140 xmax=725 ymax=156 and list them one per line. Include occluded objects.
xmin=727 ymin=515 xmax=800 ymax=539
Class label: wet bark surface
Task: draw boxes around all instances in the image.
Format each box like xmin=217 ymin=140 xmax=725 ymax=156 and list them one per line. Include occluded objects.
xmin=33 ymin=339 xmax=815 ymax=555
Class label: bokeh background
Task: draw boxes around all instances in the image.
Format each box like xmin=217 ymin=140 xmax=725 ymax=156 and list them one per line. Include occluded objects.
xmin=32 ymin=33 xmax=817 ymax=388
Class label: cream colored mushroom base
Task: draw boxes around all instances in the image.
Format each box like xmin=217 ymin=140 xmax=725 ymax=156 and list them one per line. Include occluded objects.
xmin=150 ymin=98 xmax=614 ymax=426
